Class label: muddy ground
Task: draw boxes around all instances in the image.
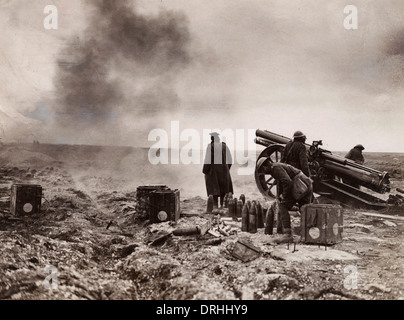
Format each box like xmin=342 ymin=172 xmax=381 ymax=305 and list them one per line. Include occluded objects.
xmin=0 ymin=144 xmax=403 ymax=300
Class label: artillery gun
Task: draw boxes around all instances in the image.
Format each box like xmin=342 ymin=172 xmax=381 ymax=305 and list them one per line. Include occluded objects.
xmin=255 ymin=129 xmax=393 ymax=210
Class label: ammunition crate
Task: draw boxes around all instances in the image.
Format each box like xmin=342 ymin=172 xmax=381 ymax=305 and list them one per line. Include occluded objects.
xmin=149 ymin=189 xmax=180 ymax=223
xmin=10 ymin=184 xmax=42 ymax=215
xmin=136 ymin=185 xmax=168 ymax=220
xmin=300 ymin=204 xmax=343 ymax=245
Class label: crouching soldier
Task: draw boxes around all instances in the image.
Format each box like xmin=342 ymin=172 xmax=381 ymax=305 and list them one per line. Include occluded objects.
xmin=257 ymin=158 xmax=313 ymax=243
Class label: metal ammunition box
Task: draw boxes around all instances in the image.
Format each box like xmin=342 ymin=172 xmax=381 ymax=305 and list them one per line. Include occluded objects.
xmin=149 ymin=189 xmax=180 ymax=223
xmin=136 ymin=185 xmax=168 ymax=220
xmin=10 ymin=184 xmax=42 ymax=215
xmin=300 ymin=204 xmax=343 ymax=245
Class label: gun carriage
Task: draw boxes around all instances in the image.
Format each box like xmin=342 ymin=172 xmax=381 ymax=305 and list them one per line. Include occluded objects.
xmin=254 ymin=129 xmax=392 ymax=210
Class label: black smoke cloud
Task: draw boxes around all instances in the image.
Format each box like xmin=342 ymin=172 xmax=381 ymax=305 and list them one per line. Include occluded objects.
xmin=53 ymin=0 xmax=191 ymax=143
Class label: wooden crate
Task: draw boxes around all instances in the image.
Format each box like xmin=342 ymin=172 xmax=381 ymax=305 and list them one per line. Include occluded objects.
xmin=300 ymin=204 xmax=343 ymax=245
xmin=136 ymin=185 xmax=168 ymax=220
xmin=148 ymin=189 xmax=180 ymax=223
xmin=10 ymin=184 xmax=42 ymax=215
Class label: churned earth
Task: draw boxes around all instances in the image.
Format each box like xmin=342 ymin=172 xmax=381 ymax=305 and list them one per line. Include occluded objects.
xmin=0 ymin=143 xmax=403 ymax=300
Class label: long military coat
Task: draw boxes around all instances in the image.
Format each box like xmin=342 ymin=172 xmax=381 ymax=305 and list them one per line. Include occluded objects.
xmin=202 ymin=142 xmax=233 ymax=196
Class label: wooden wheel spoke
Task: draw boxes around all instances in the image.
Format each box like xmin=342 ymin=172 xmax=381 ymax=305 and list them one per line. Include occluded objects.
xmin=267 ymin=181 xmax=277 ymax=187
xmin=255 ymin=145 xmax=285 ymax=199
xmin=267 ymin=181 xmax=277 ymax=191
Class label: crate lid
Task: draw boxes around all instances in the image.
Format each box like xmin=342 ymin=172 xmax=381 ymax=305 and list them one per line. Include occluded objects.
xmin=137 ymin=185 xmax=168 ymax=190
xmin=11 ymin=184 xmax=42 ymax=187
xmin=151 ymin=189 xmax=179 ymax=194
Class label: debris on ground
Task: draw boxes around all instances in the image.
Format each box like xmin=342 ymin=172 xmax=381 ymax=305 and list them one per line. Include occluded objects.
xmin=1 ymin=145 xmax=404 ymax=300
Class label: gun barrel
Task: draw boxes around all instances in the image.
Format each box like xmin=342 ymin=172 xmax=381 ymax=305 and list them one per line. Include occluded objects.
xmin=255 ymin=129 xmax=291 ymax=145
xmin=320 ymin=152 xmax=382 ymax=175
xmin=254 ymin=137 xmax=271 ymax=147
xmin=323 ymin=160 xmax=390 ymax=193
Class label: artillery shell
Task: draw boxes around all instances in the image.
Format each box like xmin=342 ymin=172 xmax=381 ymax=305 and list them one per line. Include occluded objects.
xmin=224 ymin=194 xmax=229 ymax=208
xmin=256 ymin=201 xmax=264 ymax=228
xmin=277 ymin=221 xmax=283 ymax=234
xmin=239 ymin=194 xmax=246 ymax=205
xmin=207 ymin=195 xmax=214 ymax=214
xmin=228 ymin=199 xmax=236 ymax=220
xmin=232 ymin=199 xmax=238 ymax=220
xmin=173 ymin=227 xmax=200 ymax=236
xmin=237 ymin=200 xmax=243 ymax=218
xmin=241 ymin=204 xmax=249 ymax=232
xmin=265 ymin=207 xmax=274 ymax=235
xmin=248 ymin=204 xmax=257 ymax=233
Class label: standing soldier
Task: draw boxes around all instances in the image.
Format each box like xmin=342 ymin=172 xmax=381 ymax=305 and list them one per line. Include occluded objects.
xmin=281 ymin=131 xmax=311 ymax=177
xmin=343 ymin=144 xmax=365 ymax=188
xmin=203 ymin=132 xmax=233 ymax=208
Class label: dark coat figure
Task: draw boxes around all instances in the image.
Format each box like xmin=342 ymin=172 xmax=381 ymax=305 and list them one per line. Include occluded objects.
xmin=343 ymin=144 xmax=365 ymax=188
xmin=257 ymin=159 xmax=312 ymax=243
xmin=281 ymin=131 xmax=310 ymax=177
xmin=203 ymin=133 xmax=233 ymax=207
xmin=345 ymin=144 xmax=365 ymax=165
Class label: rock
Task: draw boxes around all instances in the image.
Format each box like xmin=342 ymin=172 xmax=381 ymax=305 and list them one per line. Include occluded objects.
xmin=146 ymin=231 xmax=172 ymax=246
xmin=204 ymin=238 xmax=224 ymax=246
xmin=254 ymin=274 xmax=300 ymax=294
xmin=207 ymin=230 xmax=221 ymax=238
xmin=28 ymin=257 xmax=39 ymax=264
xmin=365 ymin=284 xmax=391 ymax=293
xmin=347 ymin=223 xmax=372 ymax=233
xmin=213 ymin=265 xmax=222 ymax=275
xmin=382 ymin=220 xmax=397 ymax=227
xmin=120 ymin=243 xmax=139 ymax=258
xmin=232 ymin=239 xmax=261 ymax=262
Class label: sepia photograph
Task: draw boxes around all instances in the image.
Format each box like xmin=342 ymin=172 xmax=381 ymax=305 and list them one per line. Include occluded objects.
xmin=0 ymin=0 xmax=403 ymax=308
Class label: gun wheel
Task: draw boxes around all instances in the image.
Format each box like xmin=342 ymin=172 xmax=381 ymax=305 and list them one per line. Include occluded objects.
xmin=254 ymin=144 xmax=285 ymax=199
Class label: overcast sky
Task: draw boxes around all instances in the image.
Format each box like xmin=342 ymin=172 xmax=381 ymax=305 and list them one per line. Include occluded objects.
xmin=1 ymin=0 xmax=404 ymax=152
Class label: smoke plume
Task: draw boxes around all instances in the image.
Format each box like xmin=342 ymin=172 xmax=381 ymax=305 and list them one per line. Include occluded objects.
xmin=53 ymin=0 xmax=191 ymax=144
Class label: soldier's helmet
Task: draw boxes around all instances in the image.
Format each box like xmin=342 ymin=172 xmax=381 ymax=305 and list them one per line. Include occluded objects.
xmin=293 ymin=131 xmax=306 ymax=139
xmin=354 ymin=144 xmax=365 ymax=150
